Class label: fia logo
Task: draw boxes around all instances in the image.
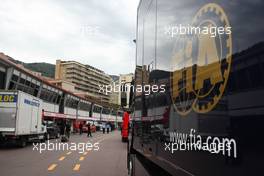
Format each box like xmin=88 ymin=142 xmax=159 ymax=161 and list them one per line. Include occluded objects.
xmin=171 ymin=3 xmax=232 ymax=115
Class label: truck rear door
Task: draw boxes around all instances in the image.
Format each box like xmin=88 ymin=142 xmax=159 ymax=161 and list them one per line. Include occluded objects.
xmin=0 ymin=93 xmax=17 ymax=133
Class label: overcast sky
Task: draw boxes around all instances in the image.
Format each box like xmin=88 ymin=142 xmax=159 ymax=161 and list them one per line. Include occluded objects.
xmin=0 ymin=0 xmax=139 ymax=75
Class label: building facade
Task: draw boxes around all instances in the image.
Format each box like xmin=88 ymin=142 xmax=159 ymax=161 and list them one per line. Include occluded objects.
xmin=48 ymin=79 xmax=76 ymax=92
xmin=55 ymin=60 xmax=111 ymax=103
xmin=110 ymin=78 xmax=119 ymax=105
xmin=118 ymin=73 xmax=134 ymax=108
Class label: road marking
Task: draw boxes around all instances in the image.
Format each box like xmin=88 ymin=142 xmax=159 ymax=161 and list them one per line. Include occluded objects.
xmin=86 ymin=135 xmax=104 ymax=143
xmin=87 ymin=137 xmax=105 ymax=144
xmin=66 ymin=151 xmax=72 ymax=155
xmin=83 ymin=152 xmax=88 ymax=155
xmin=79 ymin=156 xmax=85 ymax=161
xmin=47 ymin=164 xmax=57 ymax=171
xmin=59 ymin=156 xmax=66 ymax=161
xmin=97 ymin=138 xmax=105 ymax=143
xmin=73 ymin=164 xmax=81 ymax=171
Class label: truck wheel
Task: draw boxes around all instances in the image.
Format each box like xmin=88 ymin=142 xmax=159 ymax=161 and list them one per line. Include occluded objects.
xmin=46 ymin=133 xmax=50 ymax=140
xmin=128 ymin=154 xmax=135 ymax=176
xmin=56 ymin=133 xmax=60 ymax=139
xmin=18 ymin=138 xmax=26 ymax=148
xmin=40 ymin=135 xmax=46 ymax=143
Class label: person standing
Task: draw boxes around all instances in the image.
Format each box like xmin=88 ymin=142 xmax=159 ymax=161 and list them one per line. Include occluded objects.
xmin=60 ymin=120 xmax=66 ymax=136
xmin=106 ymin=122 xmax=110 ymax=134
xmin=102 ymin=123 xmax=105 ymax=134
xmin=66 ymin=121 xmax=71 ymax=139
xmin=87 ymin=123 xmax=92 ymax=137
xmin=79 ymin=122 xmax=83 ymax=135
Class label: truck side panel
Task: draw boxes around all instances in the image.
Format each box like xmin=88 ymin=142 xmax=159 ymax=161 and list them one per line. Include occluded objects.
xmin=16 ymin=92 xmax=43 ymax=135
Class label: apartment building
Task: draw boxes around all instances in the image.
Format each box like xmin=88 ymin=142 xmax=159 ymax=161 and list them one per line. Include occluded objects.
xmin=118 ymin=73 xmax=134 ymax=108
xmin=134 ymin=65 xmax=149 ymax=97
xmin=48 ymin=79 xmax=76 ymax=92
xmin=110 ymin=78 xmax=119 ymax=105
xmin=55 ymin=60 xmax=111 ymax=103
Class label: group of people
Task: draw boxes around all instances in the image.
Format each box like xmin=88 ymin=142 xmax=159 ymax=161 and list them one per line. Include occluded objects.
xmin=59 ymin=120 xmax=71 ymax=142
xmin=102 ymin=122 xmax=112 ymax=134
xmin=58 ymin=120 xmax=114 ymax=143
xmin=78 ymin=122 xmax=113 ymax=136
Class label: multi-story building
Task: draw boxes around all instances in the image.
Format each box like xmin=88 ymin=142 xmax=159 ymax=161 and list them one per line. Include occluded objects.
xmin=134 ymin=65 xmax=149 ymax=97
xmin=55 ymin=60 xmax=111 ymax=103
xmin=118 ymin=73 xmax=134 ymax=108
xmin=48 ymin=79 xmax=76 ymax=92
xmin=110 ymin=78 xmax=119 ymax=105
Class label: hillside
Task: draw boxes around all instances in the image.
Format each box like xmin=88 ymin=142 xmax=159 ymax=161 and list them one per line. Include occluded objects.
xmin=7 ymin=58 xmax=55 ymax=78
xmin=7 ymin=58 xmax=120 ymax=80
xmin=24 ymin=63 xmax=55 ymax=78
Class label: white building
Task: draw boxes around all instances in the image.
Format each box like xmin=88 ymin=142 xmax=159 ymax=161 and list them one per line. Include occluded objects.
xmin=118 ymin=73 xmax=134 ymax=108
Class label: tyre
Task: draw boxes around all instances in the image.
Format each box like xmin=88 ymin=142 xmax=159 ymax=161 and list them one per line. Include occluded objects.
xmin=17 ymin=138 xmax=27 ymax=148
xmin=40 ymin=134 xmax=46 ymax=143
xmin=56 ymin=133 xmax=60 ymax=139
xmin=45 ymin=133 xmax=50 ymax=140
xmin=128 ymin=154 xmax=135 ymax=176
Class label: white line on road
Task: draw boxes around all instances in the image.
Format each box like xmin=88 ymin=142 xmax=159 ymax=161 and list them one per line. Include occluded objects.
xmin=59 ymin=156 xmax=66 ymax=161
xmin=47 ymin=164 xmax=57 ymax=171
xmin=73 ymin=164 xmax=81 ymax=171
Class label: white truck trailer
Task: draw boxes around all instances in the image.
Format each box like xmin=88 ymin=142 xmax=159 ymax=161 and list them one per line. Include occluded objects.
xmin=0 ymin=90 xmax=46 ymax=147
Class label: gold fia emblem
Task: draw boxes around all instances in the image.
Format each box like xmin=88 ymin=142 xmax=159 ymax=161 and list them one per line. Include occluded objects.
xmin=171 ymin=3 xmax=232 ymax=115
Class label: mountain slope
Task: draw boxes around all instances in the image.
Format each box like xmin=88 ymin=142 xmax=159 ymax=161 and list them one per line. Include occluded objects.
xmin=24 ymin=62 xmax=55 ymax=78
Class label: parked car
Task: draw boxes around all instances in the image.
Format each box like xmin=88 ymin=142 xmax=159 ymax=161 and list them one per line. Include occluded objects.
xmin=44 ymin=121 xmax=60 ymax=140
xmin=93 ymin=121 xmax=101 ymax=131
xmin=82 ymin=124 xmax=96 ymax=133
xmin=91 ymin=124 xmax=96 ymax=132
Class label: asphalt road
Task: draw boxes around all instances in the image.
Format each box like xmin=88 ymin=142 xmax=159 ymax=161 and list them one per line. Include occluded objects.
xmin=0 ymin=130 xmax=128 ymax=176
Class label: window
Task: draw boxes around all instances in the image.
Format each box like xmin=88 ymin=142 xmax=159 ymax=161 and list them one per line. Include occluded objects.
xmin=111 ymin=110 xmax=117 ymax=116
xmin=79 ymin=101 xmax=91 ymax=111
xmin=102 ymin=108 xmax=110 ymax=114
xmin=0 ymin=71 xmax=5 ymax=89
xmin=40 ymin=87 xmax=61 ymax=104
xmin=117 ymin=111 xmax=123 ymax=117
xmin=19 ymin=78 xmax=25 ymax=84
xmin=56 ymin=95 xmax=62 ymax=104
xmin=65 ymin=96 xmax=79 ymax=108
xmin=8 ymin=74 xmax=39 ymax=96
xmin=8 ymin=81 xmax=16 ymax=90
xmin=11 ymin=75 xmax=18 ymax=82
xmin=93 ymin=105 xmax=102 ymax=113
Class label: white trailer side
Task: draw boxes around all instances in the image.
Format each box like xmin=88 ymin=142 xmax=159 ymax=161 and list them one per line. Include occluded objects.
xmin=0 ymin=91 xmax=46 ymax=147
